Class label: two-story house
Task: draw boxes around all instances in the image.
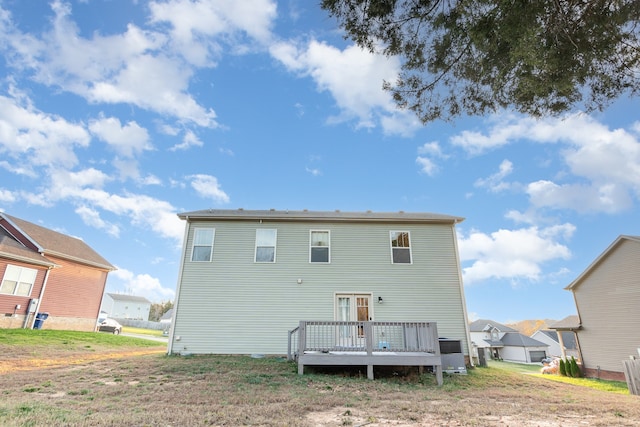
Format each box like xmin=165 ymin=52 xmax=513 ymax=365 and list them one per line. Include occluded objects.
xmin=469 ymin=319 xmax=549 ymax=363
xmin=0 ymin=212 xmax=115 ymax=331
xmin=100 ymin=293 xmax=152 ymax=320
xmin=169 ymin=209 xmax=472 ymax=368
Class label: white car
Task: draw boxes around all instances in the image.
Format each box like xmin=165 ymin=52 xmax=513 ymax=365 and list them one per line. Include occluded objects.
xmin=98 ymin=318 xmax=122 ymax=335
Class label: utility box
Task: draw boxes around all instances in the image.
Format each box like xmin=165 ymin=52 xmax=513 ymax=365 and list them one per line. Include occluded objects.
xmin=439 ymin=338 xmax=467 ymax=374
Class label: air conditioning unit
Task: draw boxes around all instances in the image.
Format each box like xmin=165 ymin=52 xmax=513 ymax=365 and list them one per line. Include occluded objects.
xmin=439 ymin=338 xmax=467 ymax=374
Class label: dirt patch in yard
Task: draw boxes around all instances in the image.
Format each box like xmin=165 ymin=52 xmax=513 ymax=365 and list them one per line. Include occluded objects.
xmin=1 ymin=347 xmax=639 ymax=426
xmin=0 ymin=348 xmax=165 ymax=374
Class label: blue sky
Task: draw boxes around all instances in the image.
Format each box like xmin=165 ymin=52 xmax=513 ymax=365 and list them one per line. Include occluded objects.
xmin=1 ymin=0 xmax=638 ymax=324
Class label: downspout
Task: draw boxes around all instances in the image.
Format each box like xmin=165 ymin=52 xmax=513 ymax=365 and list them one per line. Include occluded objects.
xmin=26 ymin=266 xmax=53 ymax=329
xmin=167 ymin=217 xmax=191 ymax=355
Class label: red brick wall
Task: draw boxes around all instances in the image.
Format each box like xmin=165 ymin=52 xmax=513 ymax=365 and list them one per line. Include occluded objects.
xmin=38 ymin=256 xmax=109 ymax=331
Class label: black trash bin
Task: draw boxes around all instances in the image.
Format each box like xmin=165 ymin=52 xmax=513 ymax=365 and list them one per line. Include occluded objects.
xmin=33 ymin=312 xmax=49 ymax=330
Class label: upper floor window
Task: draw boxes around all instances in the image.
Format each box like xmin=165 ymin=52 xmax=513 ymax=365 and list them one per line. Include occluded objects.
xmin=255 ymin=229 xmax=277 ymax=263
xmin=0 ymin=265 xmax=37 ymax=297
xmin=310 ymin=230 xmax=330 ymax=263
xmin=191 ymin=228 xmax=215 ymax=262
xmin=390 ymin=231 xmax=412 ymax=264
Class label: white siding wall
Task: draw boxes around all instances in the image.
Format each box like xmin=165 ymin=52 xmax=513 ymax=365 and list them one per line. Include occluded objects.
xmin=171 ymin=219 xmax=469 ymax=356
xmin=573 ymin=239 xmax=640 ymax=373
xmin=502 ymin=345 xmax=548 ymax=363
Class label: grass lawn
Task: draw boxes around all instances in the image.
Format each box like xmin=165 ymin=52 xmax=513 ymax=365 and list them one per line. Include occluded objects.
xmin=488 ymin=360 xmax=630 ymax=395
xmin=1 ymin=329 xmax=639 ymax=426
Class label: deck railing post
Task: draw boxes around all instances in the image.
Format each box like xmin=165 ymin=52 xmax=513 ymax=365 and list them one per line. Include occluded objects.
xmin=364 ymin=321 xmax=374 ymax=379
xmin=297 ymin=321 xmax=306 ymax=375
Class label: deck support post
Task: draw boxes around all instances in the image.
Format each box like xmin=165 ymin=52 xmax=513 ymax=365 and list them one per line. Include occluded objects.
xmin=297 ymin=321 xmax=306 ymax=376
xmin=435 ymin=365 xmax=443 ymax=386
xmin=364 ymin=322 xmax=374 ymax=380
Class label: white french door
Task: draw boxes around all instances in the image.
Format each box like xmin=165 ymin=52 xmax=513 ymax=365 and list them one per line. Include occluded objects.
xmin=335 ymin=293 xmax=372 ymax=347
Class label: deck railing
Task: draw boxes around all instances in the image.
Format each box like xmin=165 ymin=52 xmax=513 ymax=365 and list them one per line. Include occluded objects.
xmin=289 ymin=321 xmax=442 ymax=382
xmin=288 ymin=321 xmax=440 ymax=360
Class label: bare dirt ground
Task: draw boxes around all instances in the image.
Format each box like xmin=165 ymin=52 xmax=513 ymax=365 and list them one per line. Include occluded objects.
xmin=2 ymin=346 xmax=640 ymax=426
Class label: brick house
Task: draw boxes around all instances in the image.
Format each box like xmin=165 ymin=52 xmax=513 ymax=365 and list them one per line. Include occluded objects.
xmin=0 ymin=213 xmax=115 ymax=331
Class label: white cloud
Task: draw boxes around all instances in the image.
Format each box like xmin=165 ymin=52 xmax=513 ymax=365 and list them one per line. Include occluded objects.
xmin=1 ymin=1 xmax=218 ymax=128
xmin=75 ymin=205 xmax=120 ymax=237
xmin=0 ymin=189 xmax=17 ymax=203
xmin=416 ymin=141 xmax=446 ymax=175
xmin=416 ymin=157 xmax=437 ymax=176
xmin=28 ymin=168 xmax=184 ymax=242
xmin=188 ymin=174 xmax=230 ymax=203
xmin=526 ymin=180 xmax=633 ymax=214
xmin=270 ymin=39 xmax=420 ymax=136
xmin=451 ymin=113 xmax=640 ymax=214
xmin=170 ymin=130 xmax=203 ymax=151
xmin=89 ymin=116 xmax=151 ymax=158
xmin=474 ymin=159 xmax=515 ymax=192
xmin=149 ymin=0 xmax=277 ymax=64
xmin=305 ymin=167 xmax=321 ymax=176
xmin=110 ymin=267 xmax=175 ymax=302
xmin=0 ymin=95 xmax=89 ymax=170
xmin=457 ymin=225 xmax=575 ymax=285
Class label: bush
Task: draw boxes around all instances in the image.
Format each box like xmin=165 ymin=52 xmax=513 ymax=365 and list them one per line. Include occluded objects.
xmin=570 ymin=356 xmax=581 ymax=378
xmin=559 ymin=359 xmax=566 ymax=376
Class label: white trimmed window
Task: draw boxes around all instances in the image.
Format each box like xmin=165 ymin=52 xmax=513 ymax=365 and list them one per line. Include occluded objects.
xmin=191 ymin=228 xmax=215 ymax=262
xmin=255 ymin=229 xmax=277 ymax=263
xmin=310 ymin=230 xmax=330 ymax=263
xmin=0 ymin=265 xmax=37 ymax=296
xmin=390 ymin=231 xmax=412 ymax=264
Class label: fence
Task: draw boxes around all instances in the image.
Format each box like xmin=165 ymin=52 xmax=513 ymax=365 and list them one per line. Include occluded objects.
xmin=622 ymin=359 xmax=640 ymax=395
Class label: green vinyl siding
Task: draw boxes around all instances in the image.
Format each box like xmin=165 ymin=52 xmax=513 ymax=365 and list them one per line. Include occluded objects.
xmin=171 ymin=219 xmax=469 ymax=356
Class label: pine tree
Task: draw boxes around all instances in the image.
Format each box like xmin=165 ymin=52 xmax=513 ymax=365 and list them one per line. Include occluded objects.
xmin=322 ymin=0 xmax=640 ymax=123
xmin=559 ymin=359 xmax=566 ymax=376
xmin=570 ymin=356 xmax=581 ymax=378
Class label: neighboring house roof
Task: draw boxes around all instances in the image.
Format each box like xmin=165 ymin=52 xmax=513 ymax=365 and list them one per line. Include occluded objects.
xmin=549 ymin=315 xmax=581 ymax=331
xmin=483 ymin=340 xmax=504 ymax=347
xmin=106 ymin=293 xmax=151 ymax=304
xmin=469 ymin=319 xmax=518 ymax=333
xmin=178 ymin=209 xmax=465 ymax=224
xmin=500 ymin=332 xmax=548 ymax=348
xmin=1 ymin=213 xmax=115 ymax=271
xmin=0 ymin=228 xmax=57 ymax=268
xmin=160 ymin=308 xmax=173 ymax=321
xmin=565 ymin=235 xmax=640 ymax=291
xmin=538 ymin=330 xmax=578 ymax=350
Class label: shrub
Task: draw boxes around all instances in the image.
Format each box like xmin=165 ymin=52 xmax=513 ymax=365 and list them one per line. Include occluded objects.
xmin=559 ymin=358 xmax=566 ymax=376
xmin=570 ymin=356 xmax=581 ymax=378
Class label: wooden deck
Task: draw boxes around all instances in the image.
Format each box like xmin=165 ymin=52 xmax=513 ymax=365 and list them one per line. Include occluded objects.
xmin=288 ymin=321 xmax=443 ymax=384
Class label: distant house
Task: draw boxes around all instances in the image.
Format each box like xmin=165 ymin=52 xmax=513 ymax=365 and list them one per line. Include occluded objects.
xmin=562 ymin=235 xmax=640 ymax=381
xmin=100 ymin=293 xmax=151 ymax=320
xmin=531 ymin=327 xmax=580 ymax=360
xmin=169 ymin=209 xmax=472 ymax=367
xmin=0 ymin=213 xmax=115 ymax=331
xmin=160 ymin=308 xmax=173 ymax=324
xmin=469 ymin=319 xmax=549 ymax=363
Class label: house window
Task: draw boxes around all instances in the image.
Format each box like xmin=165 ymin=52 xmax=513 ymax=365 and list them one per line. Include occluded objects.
xmin=390 ymin=231 xmax=412 ymax=264
xmin=0 ymin=265 xmax=37 ymax=297
xmin=310 ymin=230 xmax=330 ymax=263
xmin=255 ymin=229 xmax=277 ymax=263
xmin=191 ymin=228 xmax=215 ymax=262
